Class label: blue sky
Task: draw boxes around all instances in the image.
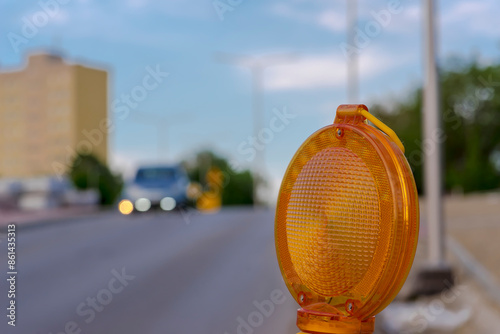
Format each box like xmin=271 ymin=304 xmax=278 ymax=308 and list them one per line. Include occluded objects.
xmin=1 ymin=0 xmax=500 ymax=201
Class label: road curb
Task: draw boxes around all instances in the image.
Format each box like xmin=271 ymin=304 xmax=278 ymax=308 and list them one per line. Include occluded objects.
xmin=447 ymin=236 xmax=500 ymax=308
xmin=0 ymin=207 xmax=109 ymax=231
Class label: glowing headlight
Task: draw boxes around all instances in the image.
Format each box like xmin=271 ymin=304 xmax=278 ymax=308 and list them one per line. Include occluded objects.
xmin=135 ymin=198 xmax=151 ymax=212
xmin=160 ymin=197 xmax=176 ymax=211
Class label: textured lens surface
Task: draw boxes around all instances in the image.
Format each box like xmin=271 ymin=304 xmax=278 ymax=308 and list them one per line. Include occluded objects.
xmin=276 ymin=116 xmax=419 ymax=319
xmin=286 ymin=147 xmax=380 ymax=296
xmin=276 ymin=124 xmax=395 ymax=302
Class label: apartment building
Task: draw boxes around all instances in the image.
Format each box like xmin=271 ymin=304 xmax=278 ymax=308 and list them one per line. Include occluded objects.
xmin=0 ymin=52 xmax=108 ymax=178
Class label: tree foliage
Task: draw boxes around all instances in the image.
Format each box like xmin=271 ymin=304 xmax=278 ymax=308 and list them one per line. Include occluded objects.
xmin=372 ymin=59 xmax=500 ymax=194
xmin=69 ymin=153 xmax=124 ymax=205
xmin=184 ymin=150 xmax=254 ymax=206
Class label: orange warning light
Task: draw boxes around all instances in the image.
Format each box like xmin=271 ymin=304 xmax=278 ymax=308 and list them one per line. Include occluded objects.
xmin=275 ymin=104 xmax=419 ymax=333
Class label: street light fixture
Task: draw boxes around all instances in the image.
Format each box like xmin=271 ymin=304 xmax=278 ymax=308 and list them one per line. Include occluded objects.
xmin=132 ymin=111 xmax=192 ymax=161
xmin=347 ymin=0 xmax=359 ymax=103
xmin=215 ymin=52 xmax=297 ymax=206
xmin=416 ymin=0 xmax=454 ymax=295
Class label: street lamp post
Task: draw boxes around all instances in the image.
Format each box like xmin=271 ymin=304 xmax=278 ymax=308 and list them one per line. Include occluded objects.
xmin=216 ymin=53 xmax=296 ymax=206
xmin=423 ymin=0 xmax=445 ymax=268
xmin=414 ymin=0 xmax=454 ymax=296
xmin=347 ymin=0 xmax=359 ymax=103
xmin=132 ymin=111 xmax=191 ymax=162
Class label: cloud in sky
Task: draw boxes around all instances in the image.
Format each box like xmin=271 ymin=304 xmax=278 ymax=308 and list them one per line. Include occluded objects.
xmin=264 ymin=54 xmax=346 ymax=90
xmin=264 ymin=49 xmax=408 ymax=91
xmin=123 ymin=0 xmax=213 ymax=19
xmin=441 ymin=0 xmax=500 ymax=36
xmin=267 ymin=0 xmax=498 ymax=43
xmin=269 ymin=0 xmax=417 ymax=34
xmin=317 ymin=10 xmax=346 ymax=33
xmin=269 ymin=1 xmax=345 ymax=33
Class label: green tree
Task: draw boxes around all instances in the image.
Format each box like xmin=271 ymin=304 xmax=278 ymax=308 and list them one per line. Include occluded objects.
xmin=184 ymin=150 xmax=255 ymax=205
xmin=372 ymin=59 xmax=500 ymax=193
xmin=69 ymin=153 xmax=124 ymax=205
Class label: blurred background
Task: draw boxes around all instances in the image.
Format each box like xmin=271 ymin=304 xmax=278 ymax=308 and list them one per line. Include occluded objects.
xmin=0 ymin=0 xmax=499 ymax=333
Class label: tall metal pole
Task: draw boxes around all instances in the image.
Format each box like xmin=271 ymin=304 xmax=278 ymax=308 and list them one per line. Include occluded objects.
xmin=133 ymin=111 xmax=191 ymax=163
xmin=252 ymin=67 xmax=264 ymax=206
xmin=423 ymin=0 xmax=445 ymax=267
xmin=157 ymin=123 xmax=168 ymax=161
xmin=347 ymin=0 xmax=359 ymax=103
xmin=215 ymin=53 xmax=296 ymax=206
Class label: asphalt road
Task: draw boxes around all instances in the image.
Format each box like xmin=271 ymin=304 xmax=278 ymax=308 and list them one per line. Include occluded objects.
xmin=0 ymin=208 xmax=298 ymax=334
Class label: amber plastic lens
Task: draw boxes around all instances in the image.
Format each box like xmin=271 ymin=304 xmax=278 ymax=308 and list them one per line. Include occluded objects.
xmin=287 ymin=147 xmax=380 ymax=297
xmin=275 ymin=104 xmax=419 ymax=325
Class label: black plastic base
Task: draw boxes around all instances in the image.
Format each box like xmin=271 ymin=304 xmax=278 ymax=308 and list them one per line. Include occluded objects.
xmin=409 ymin=265 xmax=455 ymax=298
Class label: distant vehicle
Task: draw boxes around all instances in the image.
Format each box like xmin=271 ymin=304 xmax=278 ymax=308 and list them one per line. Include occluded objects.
xmin=120 ymin=165 xmax=189 ymax=213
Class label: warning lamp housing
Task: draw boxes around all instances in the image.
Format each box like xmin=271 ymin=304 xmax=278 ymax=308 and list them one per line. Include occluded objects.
xmin=275 ymin=104 xmax=419 ymax=333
